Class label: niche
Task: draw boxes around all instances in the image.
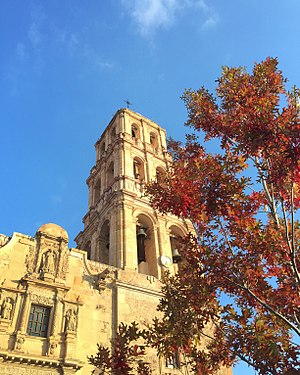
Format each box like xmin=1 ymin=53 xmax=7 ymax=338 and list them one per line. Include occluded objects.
xmin=107 ymin=161 xmax=114 ymax=187
xmin=93 ymin=178 xmax=101 ymax=204
xmin=133 ymin=157 xmax=145 ymax=181
xmin=101 ymin=142 xmax=106 ymax=156
xmin=111 ymin=127 xmax=116 ymax=141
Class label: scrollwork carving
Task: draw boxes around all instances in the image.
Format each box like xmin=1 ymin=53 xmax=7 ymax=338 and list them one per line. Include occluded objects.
xmin=25 ymin=245 xmax=36 ymax=274
xmin=31 ymin=293 xmax=53 ymax=306
xmin=0 ymin=234 xmax=10 ymax=248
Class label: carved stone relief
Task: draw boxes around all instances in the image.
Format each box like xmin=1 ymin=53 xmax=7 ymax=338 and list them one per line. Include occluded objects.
xmin=0 ymin=297 xmax=14 ymax=319
xmin=40 ymin=249 xmax=57 ymax=275
xmin=64 ymin=309 xmax=77 ymax=332
xmin=25 ymin=245 xmax=36 ymax=275
xmin=15 ymin=336 xmax=25 ymax=351
xmin=31 ymin=293 xmax=54 ymax=307
xmin=25 ymin=232 xmax=69 ymax=282
xmin=48 ymin=340 xmax=58 ymax=356
xmin=0 ymin=366 xmax=59 ymax=375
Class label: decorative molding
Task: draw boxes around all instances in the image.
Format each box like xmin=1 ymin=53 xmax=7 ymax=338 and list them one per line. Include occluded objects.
xmin=0 ymin=235 xmax=10 ymax=248
xmin=30 ymin=294 xmax=53 ymax=306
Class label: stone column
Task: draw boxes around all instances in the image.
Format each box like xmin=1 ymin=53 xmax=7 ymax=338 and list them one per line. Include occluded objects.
xmin=18 ymin=291 xmax=30 ymax=333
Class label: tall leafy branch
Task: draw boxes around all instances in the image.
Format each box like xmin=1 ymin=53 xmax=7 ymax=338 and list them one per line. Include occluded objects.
xmin=146 ymin=58 xmax=300 ymax=374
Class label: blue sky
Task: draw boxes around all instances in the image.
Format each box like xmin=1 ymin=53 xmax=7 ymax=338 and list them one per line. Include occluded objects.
xmin=1 ymin=1 xmax=300 ymax=373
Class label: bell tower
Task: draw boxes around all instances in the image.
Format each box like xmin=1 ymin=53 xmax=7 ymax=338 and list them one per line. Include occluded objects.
xmin=75 ymin=108 xmax=191 ymax=278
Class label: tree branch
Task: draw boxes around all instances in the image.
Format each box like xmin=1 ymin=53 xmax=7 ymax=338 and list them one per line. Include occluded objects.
xmin=222 ymin=275 xmax=300 ymax=337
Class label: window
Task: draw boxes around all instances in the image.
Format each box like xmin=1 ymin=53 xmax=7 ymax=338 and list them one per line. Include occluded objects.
xmin=166 ymin=351 xmax=180 ymax=369
xmin=107 ymin=162 xmax=114 ymax=187
xmin=94 ymin=178 xmax=101 ymax=204
xmin=131 ymin=124 xmax=139 ymax=140
xmin=27 ymin=304 xmax=51 ymax=337
xmin=150 ymin=132 xmax=158 ymax=148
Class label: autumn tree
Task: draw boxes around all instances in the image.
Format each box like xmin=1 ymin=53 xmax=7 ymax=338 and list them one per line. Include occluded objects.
xmin=146 ymin=58 xmax=300 ymax=374
xmin=88 ymin=321 xmax=152 ymax=375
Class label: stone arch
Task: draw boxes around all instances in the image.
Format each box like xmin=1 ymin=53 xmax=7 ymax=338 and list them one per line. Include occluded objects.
xmin=99 ymin=220 xmax=110 ymax=265
xmin=155 ymin=166 xmax=166 ymax=182
xmin=135 ymin=213 xmax=158 ymax=278
xmin=101 ymin=142 xmax=106 ymax=156
xmin=107 ymin=161 xmax=114 ymax=187
xmin=83 ymin=240 xmax=92 ymax=260
xmin=131 ymin=123 xmax=140 ymax=140
xmin=110 ymin=127 xmax=116 ymax=142
xmin=150 ymin=131 xmax=158 ymax=148
xmin=133 ymin=157 xmax=145 ymax=181
xmin=93 ymin=178 xmax=101 ymax=204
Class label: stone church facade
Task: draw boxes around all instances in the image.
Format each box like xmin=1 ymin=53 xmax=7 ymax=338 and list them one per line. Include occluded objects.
xmin=0 ymin=109 xmax=232 ymax=375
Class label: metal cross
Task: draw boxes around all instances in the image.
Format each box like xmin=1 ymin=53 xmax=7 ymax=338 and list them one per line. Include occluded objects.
xmin=124 ymin=99 xmax=132 ymax=108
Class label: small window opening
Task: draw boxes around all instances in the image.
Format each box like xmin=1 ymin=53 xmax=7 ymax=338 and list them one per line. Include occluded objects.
xmin=131 ymin=125 xmax=139 ymax=139
xmin=150 ymin=132 xmax=158 ymax=148
xmin=166 ymin=351 xmax=180 ymax=369
xmin=27 ymin=304 xmax=51 ymax=338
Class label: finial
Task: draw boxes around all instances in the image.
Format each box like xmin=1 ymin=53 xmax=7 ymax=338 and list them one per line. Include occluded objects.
xmin=124 ymin=99 xmax=132 ymax=109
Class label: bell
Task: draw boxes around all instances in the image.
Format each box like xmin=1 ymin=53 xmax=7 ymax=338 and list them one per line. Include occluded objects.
xmin=137 ymin=227 xmax=147 ymax=238
xmin=172 ymin=248 xmax=182 ymax=263
xmin=137 ymin=227 xmax=147 ymax=263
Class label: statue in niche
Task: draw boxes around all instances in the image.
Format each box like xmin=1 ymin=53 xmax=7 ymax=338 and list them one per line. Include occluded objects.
xmin=40 ymin=249 xmax=56 ymax=275
xmin=65 ymin=309 xmax=77 ymax=332
xmin=1 ymin=297 xmax=13 ymax=320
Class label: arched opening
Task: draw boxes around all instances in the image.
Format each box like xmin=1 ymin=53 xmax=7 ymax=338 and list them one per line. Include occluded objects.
xmin=150 ymin=132 xmax=158 ymax=148
xmin=131 ymin=124 xmax=140 ymax=140
xmin=111 ymin=127 xmax=116 ymax=140
xmin=133 ymin=157 xmax=145 ymax=181
xmin=107 ymin=161 xmax=114 ymax=187
xmin=99 ymin=220 xmax=110 ymax=264
xmin=156 ymin=166 xmax=166 ymax=183
xmin=101 ymin=142 xmax=106 ymax=156
xmin=136 ymin=214 xmax=158 ymax=278
xmin=93 ymin=178 xmax=101 ymax=205
xmin=84 ymin=241 xmax=92 ymax=260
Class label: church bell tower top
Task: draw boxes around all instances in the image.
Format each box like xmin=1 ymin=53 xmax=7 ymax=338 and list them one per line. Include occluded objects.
xmin=94 ymin=108 xmax=167 ymax=151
